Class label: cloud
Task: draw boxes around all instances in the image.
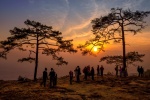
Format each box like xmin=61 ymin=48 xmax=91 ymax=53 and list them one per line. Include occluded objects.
xmin=28 ymin=0 xmax=34 ymax=4
xmin=65 ymin=0 xmax=69 ymax=5
xmin=31 ymin=0 xmax=70 ymax=30
xmin=26 ymin=0 xmax=149 ymax=41
xmin=122 ymin=0 xmax=144 ymax=10
xmin=62 ymin=0 xmax=98 ymax=38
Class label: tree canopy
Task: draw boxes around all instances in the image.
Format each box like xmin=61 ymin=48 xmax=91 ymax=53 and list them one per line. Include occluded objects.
xmin=78 ymin=8 xmax=150 ymax=70
xmin=0 ymin=19 xmax=77 ymax=80
xmin=100 ymin=51 xmax=145 ymax=66
xmin=0 ymin=51 xmax=6 ymax=59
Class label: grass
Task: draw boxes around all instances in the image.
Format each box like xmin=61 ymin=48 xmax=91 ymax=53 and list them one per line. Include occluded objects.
xmin=0 ymin=75 xmax=150 ymax=100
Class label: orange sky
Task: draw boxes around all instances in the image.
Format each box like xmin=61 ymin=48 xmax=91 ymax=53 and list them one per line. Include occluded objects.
xmin=0 ymin=0 xmax=150 ymax=80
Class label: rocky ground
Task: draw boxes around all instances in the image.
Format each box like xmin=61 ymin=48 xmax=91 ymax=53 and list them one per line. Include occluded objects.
xmin=0 ymin=75 xmax=150 ymax=100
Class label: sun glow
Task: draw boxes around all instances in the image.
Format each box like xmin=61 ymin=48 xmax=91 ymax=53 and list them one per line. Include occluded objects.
xmin=93 ymin=47 xmax=98 ymax=52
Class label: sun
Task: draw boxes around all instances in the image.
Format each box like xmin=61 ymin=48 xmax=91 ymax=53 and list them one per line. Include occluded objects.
xmin=93 ymin=47 xmax=98 ymax=52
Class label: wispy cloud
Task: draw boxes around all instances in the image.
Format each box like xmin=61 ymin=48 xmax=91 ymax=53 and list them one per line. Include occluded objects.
xmin=122 ymin=0 xmax=144 ymax=10
xmin=28 ymin=0 xmax=34 ymax=4
xmin=61 ymin=0 xmax=99 ymax=39
xmin=34 ymin=0 xmax=69 ymax=30
xmin=27 ymin=0 xmax=150 ymax=41
xmin=65 ymin=0 xmax=69 ymax=5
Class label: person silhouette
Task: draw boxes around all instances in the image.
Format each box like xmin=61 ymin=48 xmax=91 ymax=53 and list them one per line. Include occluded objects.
xmin=137 ymin=66 xmax=140 ymax=77
xmin=140 ymin=66 xmax=144 ymax=77
xmin=49 ymin=68 xmax=56 ymax=88
xmin=54 ymin=73 xmax=57 ymax=86
xmin=41 ymin=68 xmax=48 ymax=87
xmin=69 ymin=70 xmax=73 ymax=84
xmin=100 ymin=65 xmax=104 ymax=77
xmin=115 ymin=65 xmax=119 ymax=77
xmin=119 ymin=66 xmax=122 ymax=77
xmin=122 ymin=67 xmax=125 ymax=77
xmin=87 ymin=65 xmax=91 ymax=76
xmin=97 ymin=65 xmax=100 ymax=76
xmin=76 ymin=66 xmax=81 ymax=82
xmin=91 ymin=67 xmax=95 ymax=80
xmin=83 ymin=66 xmax=88 ymax=80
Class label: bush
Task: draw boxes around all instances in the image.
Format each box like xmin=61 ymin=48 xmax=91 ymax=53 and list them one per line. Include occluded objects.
xmin=18 ymin=76 xmax=30 ymax=82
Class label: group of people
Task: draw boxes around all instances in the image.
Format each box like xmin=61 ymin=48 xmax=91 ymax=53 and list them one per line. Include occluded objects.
xmin=82 ymin=65 xmax=95 ymax=80
xmin=114 ymin=65 xmax=145 ymax=77
xmin=74 ymin=66 xmax=81 ymax=82
xmin=41 ymin=65 xmax=145 ymax=87
xmin=41 ymin=68 xmax=57 ymax=88
xmin=137 ymin=66 xmax=144 ymax=77
xmin=68 ymin=66 xmax=81 ymax=85
xmin=69 ymin=65 xmax=105 ymax=84
xmin=97 ymin=65 xmax=104 ymax=76
xmin=114 ymin=65 xmax=128 ymax=77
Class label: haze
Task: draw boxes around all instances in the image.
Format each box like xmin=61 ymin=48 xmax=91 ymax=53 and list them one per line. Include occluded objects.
xmin=0 ymin=0 xmax=150 ymax=80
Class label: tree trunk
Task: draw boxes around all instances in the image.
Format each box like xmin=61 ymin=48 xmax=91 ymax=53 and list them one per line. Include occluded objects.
xmin=34 ymin=33 xmax=39 ymax=81
xmin=121 ymin=23 xmax=127 ymax=77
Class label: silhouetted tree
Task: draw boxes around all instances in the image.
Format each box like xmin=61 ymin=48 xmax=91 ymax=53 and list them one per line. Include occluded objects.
xmin=78 ymin=8 xmax=150 ymax=70
xmin=0 ymin=19 xmax=77 ymax=81
xmin=0 ymin=44 xmax=7 ymax=59
xmin=0 ymin=51 xmax=6 ymax=59
xmin=100 ymin=51 xmax=145 ymax=66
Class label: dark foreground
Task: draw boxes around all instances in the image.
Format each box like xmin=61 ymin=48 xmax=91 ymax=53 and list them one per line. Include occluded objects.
xmin=0 ymin=75 xmax=150 ymax=100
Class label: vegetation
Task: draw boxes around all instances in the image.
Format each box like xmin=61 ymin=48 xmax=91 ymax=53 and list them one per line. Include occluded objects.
xmin=100 ymin=51 xmax=145 ymax=66
xmin=0 ymin=51 xmax=6 ymax=59
xmin=0 ymin=76 xmax=150 ymax=100
xmin=78 ymin=8 xmax=150 ymax=70
xmin=0 ymin=19 xmax=77 ymax=81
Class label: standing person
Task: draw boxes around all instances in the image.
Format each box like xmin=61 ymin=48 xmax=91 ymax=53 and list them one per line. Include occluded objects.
xmin=83 ymin=66 xmax=88 ymax=80
xmin=119 ymin=66 xmax=122 ymax=77
xmin=74 ymin=68 xmax=78 ymax=82
xmin=122 ymin=67 xmax=125 ymax=77
xmin=49 ymin=68 xmax=55 ymax=88
xmin=54 ymin=73 xmax=57 ymax=86
xmin=76 ymin=66 xmax=81 ymax=82
xmin=124 ymin=67 xmax=128 ymax=77
xmin=99 ymin=66 xmax=101 ymax=76
xmin=100 ymin=65 xmax=104 ymax=77
xmin=41 ymin=68 xmax=48 ymax=87
xmin=115 ymin=65 xmax=119 ymax=77
xmin=91 ymin=67 xmax=95 ymax=80
xmin=140 ymin=66 xmax=144 ymax=77
xmin=69 ymin=70 xmax=73 ymax=84
xmin=137 ymin=66 xmax=140 ymax=77
xmin=87 ymin=65 xmax=91 ymax=76
xmin=74 ymin=68 xmax=77 ymax=77
xmin=97 ymin=65 xmax=100 ymax=76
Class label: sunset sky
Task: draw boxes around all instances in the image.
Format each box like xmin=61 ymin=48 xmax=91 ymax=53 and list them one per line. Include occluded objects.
xmin=0 ymin=0 xmax=150 ymax=80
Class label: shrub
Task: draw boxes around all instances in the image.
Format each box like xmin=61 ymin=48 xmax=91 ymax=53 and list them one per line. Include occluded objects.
xmin=18 ymin=76 xmax=30 ymax=82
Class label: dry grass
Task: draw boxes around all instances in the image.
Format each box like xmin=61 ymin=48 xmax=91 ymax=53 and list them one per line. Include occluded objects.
xmin=0 ymin=75 xmax=150 ymax=100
